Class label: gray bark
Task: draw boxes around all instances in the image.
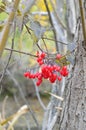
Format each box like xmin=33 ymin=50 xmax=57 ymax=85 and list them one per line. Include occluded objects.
xmin=59 ymin=27 xmax=86 ymax=130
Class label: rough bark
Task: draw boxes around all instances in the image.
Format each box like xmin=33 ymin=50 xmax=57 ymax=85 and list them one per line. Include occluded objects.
xmin=59 ymin=28 xmax=86 ymax=130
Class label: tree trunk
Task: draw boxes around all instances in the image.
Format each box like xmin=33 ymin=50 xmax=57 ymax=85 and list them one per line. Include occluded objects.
xmin=59 ymin=27 xmax=86 ymax=129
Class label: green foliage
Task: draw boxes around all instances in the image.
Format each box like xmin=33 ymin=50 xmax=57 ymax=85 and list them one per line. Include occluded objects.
xmin=55 ymin=56 xmax=70 ymax=66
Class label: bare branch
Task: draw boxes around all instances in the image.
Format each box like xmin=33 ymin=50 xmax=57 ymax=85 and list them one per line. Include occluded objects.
xmin=43 ymin=37 xmax=68 ymax=45
xmin=5 ymin=48 xmax=37 ymax=57
xmin=0 ymin=33 xmax=14 ymax=87
xmin=44 ymin=91 xmax=64 ymax=101
xmin=44 ymin=0 xmax=58 ymax=51
xmin=33 ymin=79 xmax=47 ymax=110
xmin=0 ymin=0 xmax=21 ymax=57
xmin=79 ymin=0 xmax=86 ymax=43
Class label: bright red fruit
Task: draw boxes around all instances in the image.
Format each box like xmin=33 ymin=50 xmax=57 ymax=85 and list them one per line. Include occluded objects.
xmin=56 ymin=54 xmax=62 ymax=60
xmin=49 ymin=73 xmax=57 ymax=83
xmin=41 ymin=52 xmax=46 ymax=58
xmin=36 ymin=80 xmax=42 ymax=86
xmin=24 ymin=51 xmax=69 ymax=86
xmin=39 ymin=61 xmax=44 ymax=65
xmin=60 ymin=66 xmax=69 ymax=77
xmin=38 ymin=74 xmax=43 ymax=80
xmin=56 ymin=66 xmax=61 ymax=71
xmin=37 ymin=57 xmax=42 ymax=62
xmin=57 ymin=76 xmax=62 ymax=81
xmin=24 ymin=72 xmax=30 ymax=77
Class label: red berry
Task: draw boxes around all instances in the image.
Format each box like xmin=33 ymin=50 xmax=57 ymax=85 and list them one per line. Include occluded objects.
xmin=49 ymin=73 xmax=57 ymax=83
xmin=31 ymin=74 xmax=35 ymax=78
xmin=53 ymin=65 xmax=57 ymax=70
xmin=36 ymin=51 xmax=39 ymax=56
xmin=56 ymin=66 xmax=61 ymax=71
xmin=60 ymin=66 xmax=69 ymax=77
xmin=64 ymin=71 xmax=69 ymax=77
xmin=41 ymin=65 xmax=47 ymax=73
xmin=47 ymin=65 xmax=53 ymax=72
xmin=39 ymin=60 xmax=44 ymax=65
xmin=62 ymin=66 xmax=67 ymax=70
xmin=57 ymin=76 xmax=62 ymax=81
xmin=50 ymin=66 xmax=54 ymax=71
xmin=41 ymin=52 xmax=46 ymax=58
xmin=37 ymin=57 xmax=42 ymax=62
xmin=24 ymin=72 xmax=30 ymax=77
xmin=35 ymin=72 xmax=40 ymax=78
xmin=53 ymin=73 xmax=57 ymax=80
xmin=49 ymin=77 xmax=55 ymax=83
xmin=38 ymin=74 xmax=43 ymax=80
xmin=43 ymin=73 xmax=49 ymax=79
xmin=56 ymin=54 xmax=62 ymax=60
xmin=36 ymin=80 xmax=42 ymax=86
xmin=29 ymin=74 xmax=33 ymax=78
xmin=48 ymin=72 xmax=53 ymax=78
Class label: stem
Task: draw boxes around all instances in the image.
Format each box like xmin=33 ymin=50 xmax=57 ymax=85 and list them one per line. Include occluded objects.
xmin=0 ymin=0 xmax=20 ymax=57
xmin=44 ymin=0 xmax=58 ymax=51
xmin=43 ymin=37 xmax=68 ymax=45
xmin=5 ymin=48 xmax=37 ymax=57
xmin=79 ymin=0 xmax=86 ymax=43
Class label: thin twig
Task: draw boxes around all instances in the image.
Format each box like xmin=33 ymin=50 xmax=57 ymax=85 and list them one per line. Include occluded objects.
xmin=42 ymin=38 xmax=48 ymax=53
xmin=0 ymin=0 xmax=21 ymax=57
xmin=43 ymin=37 xmax=68 ymax=45
xmin=50 ymin=0 xmax=67 ymax=30
xmin=44 ymin=91 xmax=64 ymax=101
xmin=5 ymin=48 xmax=37 ymax=57
xmin=44 ymin=0 xmax=58 ymax=50
xmin=2 ymin=96 xmax=8 ymax=120
xmin=33 ymin=79 xmax=46 ymax=110
xmin=25 ymin=24 xmax=32 ymax=35
xmin=44 ymin=0 xmax=54 ymax=29
xmin=6 ymin=70 xmax=40 ymax=129
xmin=0 ymin=33 xmax=14 ymax=87
xmin=55 ymin=106 xmax=62 ymax=111
xmin=36 ymin=43 xmax=43 ymax=52
xmin=79 ymin=0 xmax=86 ymax=43
xmin=25 ymin=24 xmax=44 ymax=52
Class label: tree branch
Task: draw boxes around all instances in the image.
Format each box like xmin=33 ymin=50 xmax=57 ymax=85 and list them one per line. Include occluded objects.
xmin=0 ymin=38 xmax=14 ymax=87
xmin=79 ymin=0 xmax=86 ymax=43
xmin=5 ymin=48 xmax=37 ymax=57
xmin=44 ymin=0 xmax=58 ymax=51
xmin=0 ymin=0 xmax=20 ymax=57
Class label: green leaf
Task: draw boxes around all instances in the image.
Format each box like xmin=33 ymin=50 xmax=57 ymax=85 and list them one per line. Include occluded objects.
xmin=55 ymin=56 xmax=70 ymax=66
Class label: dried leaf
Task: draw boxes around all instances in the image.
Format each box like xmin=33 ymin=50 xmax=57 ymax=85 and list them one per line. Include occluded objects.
xmin=0 ymin=105 xmax=29 ymax=126
xmin=55 ymin=106 xmax=62 ymax=111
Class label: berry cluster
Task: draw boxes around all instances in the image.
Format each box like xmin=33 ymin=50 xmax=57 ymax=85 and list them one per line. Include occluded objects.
xmin=24 ymin=52 xmax=69 ymax=86
xmin=36 ymin=51 xmax=46 ymax=65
